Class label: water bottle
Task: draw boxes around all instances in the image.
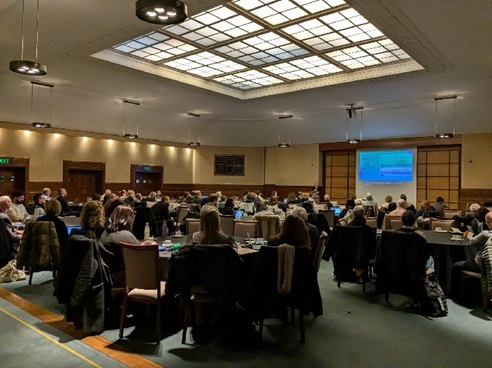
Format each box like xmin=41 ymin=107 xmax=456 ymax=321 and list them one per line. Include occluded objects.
xmin=144 ymin=222 xmax=150 ymax=241
xmin=162 ymin=221 xmax=168 ymax=237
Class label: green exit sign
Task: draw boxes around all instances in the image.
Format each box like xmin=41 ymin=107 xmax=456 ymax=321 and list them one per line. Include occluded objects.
xmin=143 ymin=166 xmax=152 ymax=171
xmin=0 ymin=158 xmax=11 ymax=165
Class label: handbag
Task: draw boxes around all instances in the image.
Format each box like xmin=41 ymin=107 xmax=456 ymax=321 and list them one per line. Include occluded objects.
xmin=0 ymin=260 xmax=27 ymax=283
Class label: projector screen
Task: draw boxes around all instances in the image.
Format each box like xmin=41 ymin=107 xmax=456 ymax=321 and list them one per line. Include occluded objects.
xmin=356 ymin=148 xmax=417 ymax=206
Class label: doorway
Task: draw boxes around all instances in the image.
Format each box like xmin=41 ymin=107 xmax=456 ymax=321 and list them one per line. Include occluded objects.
xmin=131 ymin=165 xmax=163 ymax=196
xmin=0 ymin=157 xmax=28 ymax=197
xmin=63 ymin=161 xmax=105 ymax=203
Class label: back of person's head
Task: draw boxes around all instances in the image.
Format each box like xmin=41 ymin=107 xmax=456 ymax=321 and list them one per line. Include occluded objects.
xmin=292 ymin=207 xmax=308 ymax=222
xmin=365 ymin=193 xmax=373 ymax=201
xmin=402 ymin=210 xmax=416 ymax=226
xmin=477 ymin=207 xmax=490 ymax=223
xmin=353 ymin=205 xmax=365 ymax=219
xmin=397 ymin=198 xmax=407 ymax=208
xmin=11 ymin=189 xmax=24 ymax=198
xmin=43 ymin=188 xmax=51 ymax=195
xmin=92 ymin=193 xmax=102 ymax=201
xmin=80 ymin=200 xmax=105 ymax=229
xmin=108 ymin=205 xmax=135 ymax=232
xmin=277 ymin=215 xmax=310 ymax=248
xmin=46 ymin=199 xmax=62 ymax=216
xmin=255 ymin=201 xmax=267 ymax=212
xmin=105 ymin=199 xmax=124 ymax=219
xmin=436 ymin=196 xmax=444 ymax=203
xmin=208 ymin=193 xmax=218 ymax=203
xmin=225 ymin=198 xmax=234 ymax=207
xmin=400 ymin=194 xmax=407 ymax=201
xmin=301 ymin=201 xmax=314 ymax=214
xmin=346 ymin=199 xmax=356 ymax=209
xmin=421 ymin=200 xmax=432 ymax=211
xmin=354 ymin=198 xmax=363 ymax=206
xmin=287 ymin=192 xmax=297 ymax=200
xmin=200 ymin=207 xmax=221 ymax=243
xmin=469 ymin=203 xmax=481 ymax=212
xmin=385 ymin=195 xmax=393 ymax=203
xmin=388 ymin=202 xmax=397 ymax=212
xmin=33 ymin=193 xmax=43 ymax=204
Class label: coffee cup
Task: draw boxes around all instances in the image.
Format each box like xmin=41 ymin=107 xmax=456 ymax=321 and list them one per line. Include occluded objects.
xmin=164 ymin=240 xmax=172 ymax=246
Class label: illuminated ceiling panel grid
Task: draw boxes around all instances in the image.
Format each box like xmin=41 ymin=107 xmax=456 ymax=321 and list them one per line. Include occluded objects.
xmin=108 ymin=0 xmax=422 ymax=94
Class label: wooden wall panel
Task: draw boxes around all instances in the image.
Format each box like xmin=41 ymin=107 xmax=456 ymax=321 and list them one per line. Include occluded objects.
xmin=427 ymin=151 xmax=450 ymax=163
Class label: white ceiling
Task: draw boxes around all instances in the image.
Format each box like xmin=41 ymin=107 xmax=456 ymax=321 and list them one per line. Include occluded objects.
xmin=0 ymin=0 xmax=491 ymax=147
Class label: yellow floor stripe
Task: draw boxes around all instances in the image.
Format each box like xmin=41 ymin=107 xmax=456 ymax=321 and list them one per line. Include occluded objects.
xmin=0 ymin=306 xmax=102 ymax=368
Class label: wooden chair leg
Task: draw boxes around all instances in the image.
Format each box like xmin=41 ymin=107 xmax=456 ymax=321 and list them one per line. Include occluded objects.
xmin=299 ymin=309 xmax=305 ymax=343
xmin=181 ymin=304 xmax=191 ymax=344
xmin=156 ymin=302 xmax=161 ymax=343
xmin=28 ymin=267 xmax=33 ymax=285
xmin=119 ymin=295 xmax=128 ymax=338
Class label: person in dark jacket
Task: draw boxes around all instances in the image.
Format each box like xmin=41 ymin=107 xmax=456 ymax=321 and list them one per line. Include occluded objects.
xmin=222 ymin=198 xmax=235 ymax=216
xmin=37 ymin=199 xmax=69 ymax=252
xmin=151 ymin=195 xmax=175 ymax=235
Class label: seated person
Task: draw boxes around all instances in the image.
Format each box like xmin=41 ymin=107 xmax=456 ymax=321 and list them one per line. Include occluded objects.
xmin=7 ymin=190 xmax=30 ymax=222
xmin=453 ymin=203 xmax=480 ymax=231
xmin=37 ymin=199 xmax=68 ymax=251
xmin=32 ymin=193 xmax=46 ymax=219
xmin=151 ymin=195 xmax=175 ymax=236
xmin=222 ymin=198 xmax=235 ymax=216
xmin=0 ymin=196 xmax=22 ymax=253
xmin=292 ymin=207 xmax=319 ymax=259
xmin=433 ymin=196 xmax=448 ymax=217
xmin=397 ymin=210 xmax=434 ymax=274
xmin=389 ymin=199 xmax=407 ymax=216
xmin=363 ymin=192 xmax=376 ymax=205
xmin=321 ymin=194 xmax=333 ymax=209
xmin=123 ymin=190 xmax=137 ymax=208
xmin=188 ymin=206 xmax=234 ymax=246
xmin=56 ymin=188 xmax=80 ymax=216
xmin=400 ymin=194 xmax=416 ymax=213
xmin=200 ymin=194 xmax=219 ymax=215
xmin=348 ymin=205 xmax=377 ymax=260
xmin=268 ymin=215 xmax=311 ymax=249
xmin=339 ymin=198 xmax=355 ymax=220
xmin=415 ymin=200 xmax=439 ymax=219
xmin=379 ymin=195 xmax=394 ymax=211
xmin=100 ymin=206 xmax=139 ymax=287
xmin=77 ymin=200 xmax=106 ymax=238
xmin=254 ymin=201 xmax=275 ymax=216
xmin=470 ymin=207 xmax=490 ymax=235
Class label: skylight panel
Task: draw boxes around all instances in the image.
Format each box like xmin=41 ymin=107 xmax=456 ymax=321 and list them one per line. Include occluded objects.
xmin=245 ymin=0 xmax=309 ymax=25
xmin=264 ymin=55 xmax=341 ymax=80
xmin=164 ymin=52 xmax=246 ymax=78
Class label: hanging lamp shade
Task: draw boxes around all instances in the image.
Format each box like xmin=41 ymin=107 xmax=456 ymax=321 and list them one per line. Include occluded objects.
xmin=136 ymin=0 xmax=188 ymax=25
xmin=10 ymin=0 xmax=47 ymax=76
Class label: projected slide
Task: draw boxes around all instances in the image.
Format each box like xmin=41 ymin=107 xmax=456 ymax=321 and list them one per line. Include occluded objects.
xmin=359 ymin=150 xmax=413 ymax=182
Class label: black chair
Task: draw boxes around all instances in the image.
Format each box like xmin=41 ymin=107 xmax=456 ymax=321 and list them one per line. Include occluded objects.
xmin=132 ymin=206 xmax=151 ymax=240
xmin=249 ymin=245 xmax=323 ymax=343
xmin=307 ymin=212 xmax=330 ymax=235
xmin=324 ymin=225 xmax=372 ymax=293
xmin=375 ymin=230 xmax=428 ymax=303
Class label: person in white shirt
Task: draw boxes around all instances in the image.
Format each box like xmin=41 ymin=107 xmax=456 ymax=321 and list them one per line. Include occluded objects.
xmin=7 ymin=190 xmax=30 ymax=222
xmin=42 ymin=187 xmax=52 ymax=202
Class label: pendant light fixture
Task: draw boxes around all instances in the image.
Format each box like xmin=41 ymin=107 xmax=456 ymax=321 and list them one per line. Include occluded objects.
xmin=123 ymin=99 xmax=140 ymax=139
xmin=136 ymin=0 xmax=188 ymax=25
xmin=434 ymin=95 xmax=457 ymax=139
xmin=278 ymin=115 xmax=292 ymax=148
xmin=10 ymin=0 xmax=47 ymax=76
xmin=346 ymin=104 xmax=363 ymax=144
xmin=188 ymin=112 xmax=200 ymax=147
xmin=30 ymin=81 xmax=53 ymax=128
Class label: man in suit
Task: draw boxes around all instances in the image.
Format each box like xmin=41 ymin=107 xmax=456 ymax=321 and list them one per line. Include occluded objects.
xmin=0 ymin=196 xmax=22 ymax=253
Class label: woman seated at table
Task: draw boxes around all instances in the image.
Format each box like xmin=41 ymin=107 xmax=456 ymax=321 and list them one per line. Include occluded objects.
xmin=37 ymin=199 xmax=68 ymax=251
xmin=415 ymin=200 xmax=439 ymax=219
xmin=78 ymin=201 xmax=106 ymax=238
xmin=100 ymin=205 xmax=139 ymax=287
xmin=222 ymin=197 xmax=235 ymax=216
xmin=268 ymin=215 xmax=311 ymax=249
xmin=188 ymin=206 xmax=235 ymax=246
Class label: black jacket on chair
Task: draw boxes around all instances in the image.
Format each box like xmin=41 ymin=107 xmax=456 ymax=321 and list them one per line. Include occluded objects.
xmin=248 ymin=245 xmax=323 ymax=318
xmin=55 ymin=235 xmax=111 ymax=332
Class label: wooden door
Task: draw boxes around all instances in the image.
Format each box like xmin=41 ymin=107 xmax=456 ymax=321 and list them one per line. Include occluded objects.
xmin=66 ymin=169 xmax=103 ymax=202
xmin=0 ymin=167 xmax=26 ymax=197
xmin=134 ymin=172 xmax=161 ymax=196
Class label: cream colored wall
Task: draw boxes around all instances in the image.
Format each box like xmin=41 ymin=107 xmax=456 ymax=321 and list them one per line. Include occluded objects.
xmin=193 ymin=145 xmax=265 ymax=184
xmin=462 ymin=133 xmax=492 ymax=189
xmin=0 ymin=127 xmax=194 ymax=183
xmin=265 ymin=144 xmax=319 ymax=186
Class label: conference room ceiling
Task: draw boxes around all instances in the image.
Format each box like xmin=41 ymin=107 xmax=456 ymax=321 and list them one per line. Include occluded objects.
xmin=0 ymin=0 xmax=491 ymax=147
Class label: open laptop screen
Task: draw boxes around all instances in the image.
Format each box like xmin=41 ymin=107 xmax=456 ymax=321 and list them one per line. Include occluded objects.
xmin=330 ymin=206 xmax=342 ymax=215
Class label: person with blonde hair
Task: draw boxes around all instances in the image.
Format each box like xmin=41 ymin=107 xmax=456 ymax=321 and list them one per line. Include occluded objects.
xmin=188 ymin=206 xmax=234 ymax=246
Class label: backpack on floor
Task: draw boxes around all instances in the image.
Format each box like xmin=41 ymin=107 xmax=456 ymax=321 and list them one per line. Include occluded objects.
xmin=420 ymin=275 xmax=448 ymax=317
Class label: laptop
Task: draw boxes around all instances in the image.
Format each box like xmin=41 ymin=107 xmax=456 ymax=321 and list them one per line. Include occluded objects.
xmin=330 ymin=206 xmax=342 ymax=216
xmin=234 ymin=209 xmax=244 ymax=219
